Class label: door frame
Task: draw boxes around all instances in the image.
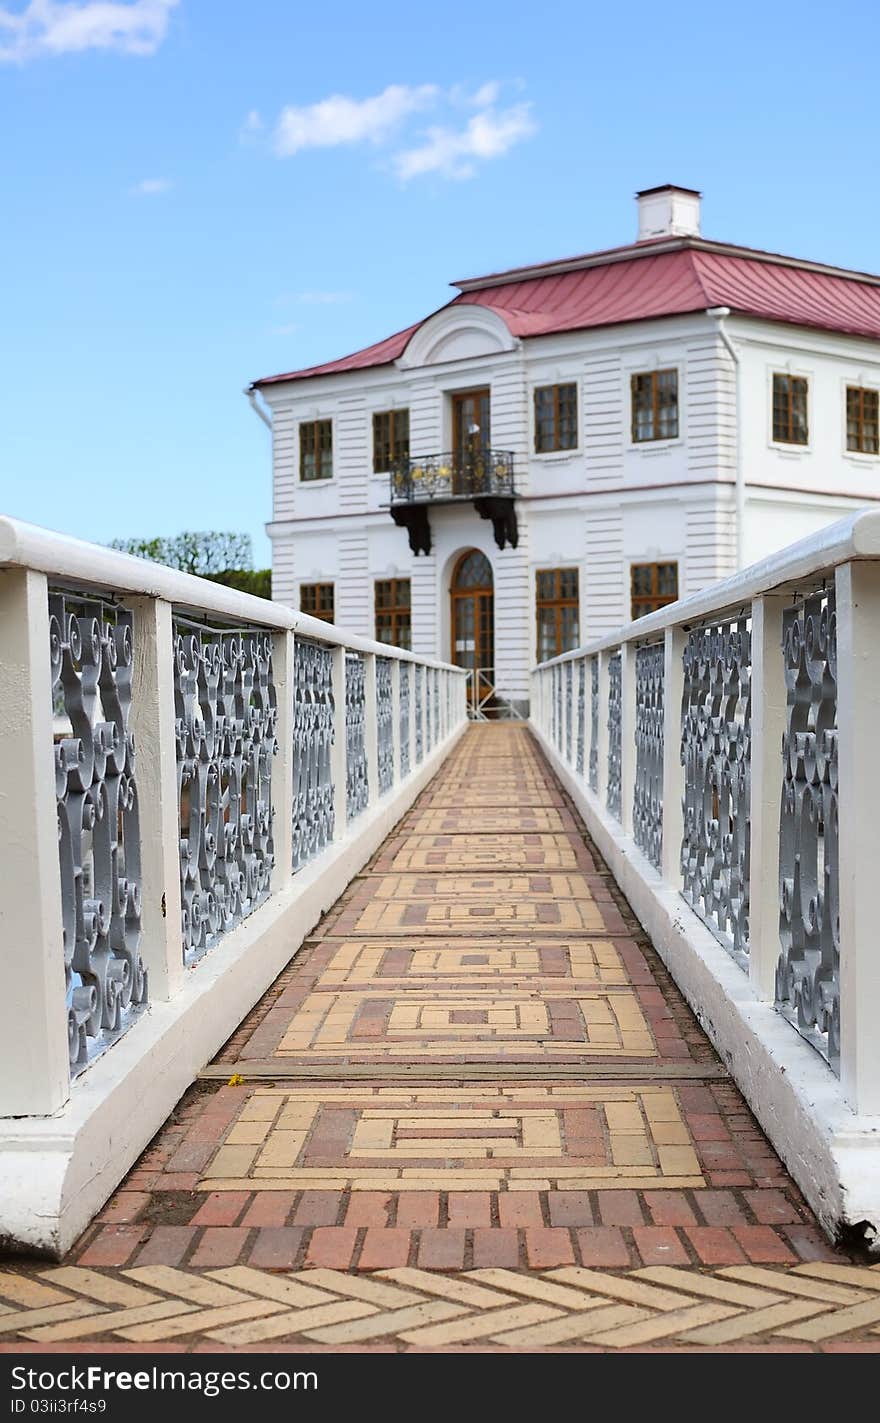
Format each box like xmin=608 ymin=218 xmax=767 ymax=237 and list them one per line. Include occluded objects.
xmin=450 ymin=548 xmax=495 ymax=709
xmin=451 ymin=388 xmax=491 ymax=496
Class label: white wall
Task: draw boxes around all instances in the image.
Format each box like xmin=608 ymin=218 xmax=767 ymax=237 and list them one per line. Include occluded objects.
xmin=736 ymin=317 xmax=880 ymax=504
xmin=264 ymin=306 xmax=880 ymax=696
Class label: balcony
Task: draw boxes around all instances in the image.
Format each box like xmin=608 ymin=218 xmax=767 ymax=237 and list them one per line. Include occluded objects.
xmin=389 ymin=448 xmax=518 ymax=555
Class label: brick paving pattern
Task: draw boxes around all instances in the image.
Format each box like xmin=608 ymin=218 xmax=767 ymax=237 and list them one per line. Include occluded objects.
xmin=2 ymin=723 xmax=878 ymax=1352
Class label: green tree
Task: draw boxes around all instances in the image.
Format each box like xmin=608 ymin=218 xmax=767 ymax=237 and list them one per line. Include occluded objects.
xmin=108 ymin=532 xmax=271 ymax=599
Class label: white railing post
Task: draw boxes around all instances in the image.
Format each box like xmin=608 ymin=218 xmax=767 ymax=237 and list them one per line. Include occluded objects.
xmin=364 ymin=653 xmax=379 ymax=808
xmin=597 ymin=649 xmax=610 ymax=805
xmin=271 ymin=628 xmax=295 ymax=894
xmin=127 ymin=596 xmax=185 ymax=1000
xmin=331 ymin=645 xmax=347 ymax=840
xmin=620 ymin=642 xmax=637 ymax=835
xmin=0 ymin=567 xmax=69 ymax=1115
xmin=661 ymin=625 xmax=687 ymax=887
xmin=836 ymin=560 xmax=880 ymax=1114
xmin=391 ymin=660 xmax=402 ymax=783
xmin=748 ymin=594 xmax=788 ymax=1000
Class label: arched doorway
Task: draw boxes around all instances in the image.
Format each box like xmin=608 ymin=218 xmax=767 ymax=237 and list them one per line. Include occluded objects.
xmin=450 ymin=549 xmax=494 ymax=713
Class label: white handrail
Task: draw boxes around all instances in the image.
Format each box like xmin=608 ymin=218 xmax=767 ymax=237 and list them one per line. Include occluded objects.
xmin=535 ymin=506 xmax=880 ymax=668
xmin=0 ymin=515 xmax=463 ymax=673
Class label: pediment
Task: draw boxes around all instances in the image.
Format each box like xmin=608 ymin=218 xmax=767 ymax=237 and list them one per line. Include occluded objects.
xmin=398 ymin=304 xmax=517 ymax=370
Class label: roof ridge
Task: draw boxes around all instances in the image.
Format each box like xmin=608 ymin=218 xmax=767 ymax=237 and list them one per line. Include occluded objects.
xmin=685 ymin=246 xmax=717 ymax=308
xmin=454 ymin=235 xmax=880 ymax=292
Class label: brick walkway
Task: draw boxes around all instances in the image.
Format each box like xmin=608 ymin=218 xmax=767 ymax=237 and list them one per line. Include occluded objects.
xmin=3 ymin=723 xmax=880 ymax=1352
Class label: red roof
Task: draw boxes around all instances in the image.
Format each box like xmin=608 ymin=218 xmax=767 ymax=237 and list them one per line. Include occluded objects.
xmin=252 ymin=238 xmax=880 ymax=387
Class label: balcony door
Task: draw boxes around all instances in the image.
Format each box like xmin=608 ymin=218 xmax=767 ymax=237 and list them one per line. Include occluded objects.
xmin=451 ymin=549 xmax=494 ymax=709
xmin=451 ymin=389 xmax=491 ymax=494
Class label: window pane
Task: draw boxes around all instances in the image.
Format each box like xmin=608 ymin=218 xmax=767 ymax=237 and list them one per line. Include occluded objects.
xmin=773 ymin=374 xmax=808 ymax=445
xmin=301 ymin=583 xmax=334 ymax=622
xmin=301 ymin=420 xmax=333 ymax=480
xmin=631 ymin=562 xmax=678 ymax=620
xmin=534 ymin=386 xmax=553 ymax=452
xmin=536 ymin=571 xmax=555 ymax=600
xmin=632 ymin=374 xmax=653 ymax=441
xmin=535 ymin=383 xmax=578 ymax=452
xmin=455 ymin=552 xmax=493 ymax=589
xmin=374 ymin=579 xmax=411 ymax=648
xmin=536 ymin=567 xmax=578 ymax=659
xmin=373 ymin=412 xmax=389 ymax=471
xmin=559 ymin=606 xmax=579 ymax=651
xmin=632 ymin=372 xmax=676 ymax=442
xmin=657 ymin=563 xmax=678 ymax=596
xmin=846 ymin=387 xmax=878 ymax=454
xmin=631 ymin=565 xmax=653 ymax=595
xmin=537 ymin=609 xmax=556 ymax=662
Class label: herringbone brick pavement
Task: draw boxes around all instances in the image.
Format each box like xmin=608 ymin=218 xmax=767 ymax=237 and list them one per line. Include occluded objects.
xmin=1 ymin=725 xmax=875 ymax=1352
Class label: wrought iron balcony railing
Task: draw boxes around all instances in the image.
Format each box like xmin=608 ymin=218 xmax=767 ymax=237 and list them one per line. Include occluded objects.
xmin=390 ymin=449 xmax=515 ymax=505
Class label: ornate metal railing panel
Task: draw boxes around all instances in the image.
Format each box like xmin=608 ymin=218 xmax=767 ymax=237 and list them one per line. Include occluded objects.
xmin=680 ymin=616 xmax=752 ymax=966
xmin=376 ymin=656 xmax=394 ymax=795
xmin=415 ymin=665 xmax=424 ymax=763
xmin=776 ymin=590 xmax=839 ymax=1071
xmin=50 ymin=589 xmax=148 ymax=1074
xmin=399 ymin=662 xmax=411 ymax=776
xmin=576 ymin=659 xmax=585 ymax=776
xmin=553 ymin=665 xmax=562 ymax=751
xmin=589 ymin=657 xmax=599 ymax=793
xmin=174 ymin=618 xmax=277 ymax=966
xmin=565 ymin=661 xmax=573 ymax=763
xmin=345 ymin=652 xmax=369 ymax=820
xmin=390 ymin=449 xmax=515 ymax=504
xmin=424 ymin=668 xmax=434 ymax=755
xmin=433 ymin=668 xmax=441 ymax=746
xmin=606 ymin=652 xmax=622 ymax=820
xmin=292 ymin=640 xmax=334 ymax=872
xmin=633 ymin=643 xmax=665 ymax=871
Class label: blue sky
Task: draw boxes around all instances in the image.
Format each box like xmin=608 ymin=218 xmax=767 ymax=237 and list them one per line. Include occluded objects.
xmin=1 ymin=0 xmax=878 ymax=567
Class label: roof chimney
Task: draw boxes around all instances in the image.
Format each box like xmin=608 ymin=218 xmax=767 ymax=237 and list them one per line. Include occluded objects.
xmin=636 ymin=185 xmax=702 ymax=241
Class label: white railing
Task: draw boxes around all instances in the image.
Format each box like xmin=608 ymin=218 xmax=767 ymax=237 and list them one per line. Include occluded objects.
xmin=0 ymin=515 xmax=468 ymax=1253
xmin=531 ymin=508 xmax=880 ymax=1242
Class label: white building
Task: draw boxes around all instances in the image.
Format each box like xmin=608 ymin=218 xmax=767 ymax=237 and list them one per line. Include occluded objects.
xmin=251 ymin=185 xmax=880 ymax=712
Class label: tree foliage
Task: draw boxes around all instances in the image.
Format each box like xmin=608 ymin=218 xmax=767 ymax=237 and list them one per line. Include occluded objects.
xmin=108 ymin=532 xmax=271 ymax=599
xmin=209 ymin=568 xmax=272 ymax=599
xmin=109 ymin=531 xmax=254 ymax=576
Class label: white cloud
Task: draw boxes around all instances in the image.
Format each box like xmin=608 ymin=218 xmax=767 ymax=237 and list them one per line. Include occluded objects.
xmin=447 ymin=80 xmax=501 ymax=109
xmin=273 ymin=83 xmax=438 ymax=157
xmin=262 ymin=81 xmax=536 ymax=182
xmin=0 ymin=0 xmax=177 ymax=62
xmin=270 ymin=323 xmax=299 ymax=337
xmin=393 ymin=102 xmax=536 ymax=181
xmin=131 ymin=176 xmax=171 ymax=195
xmin=468 ymin=81 xmax=502 ymax=107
